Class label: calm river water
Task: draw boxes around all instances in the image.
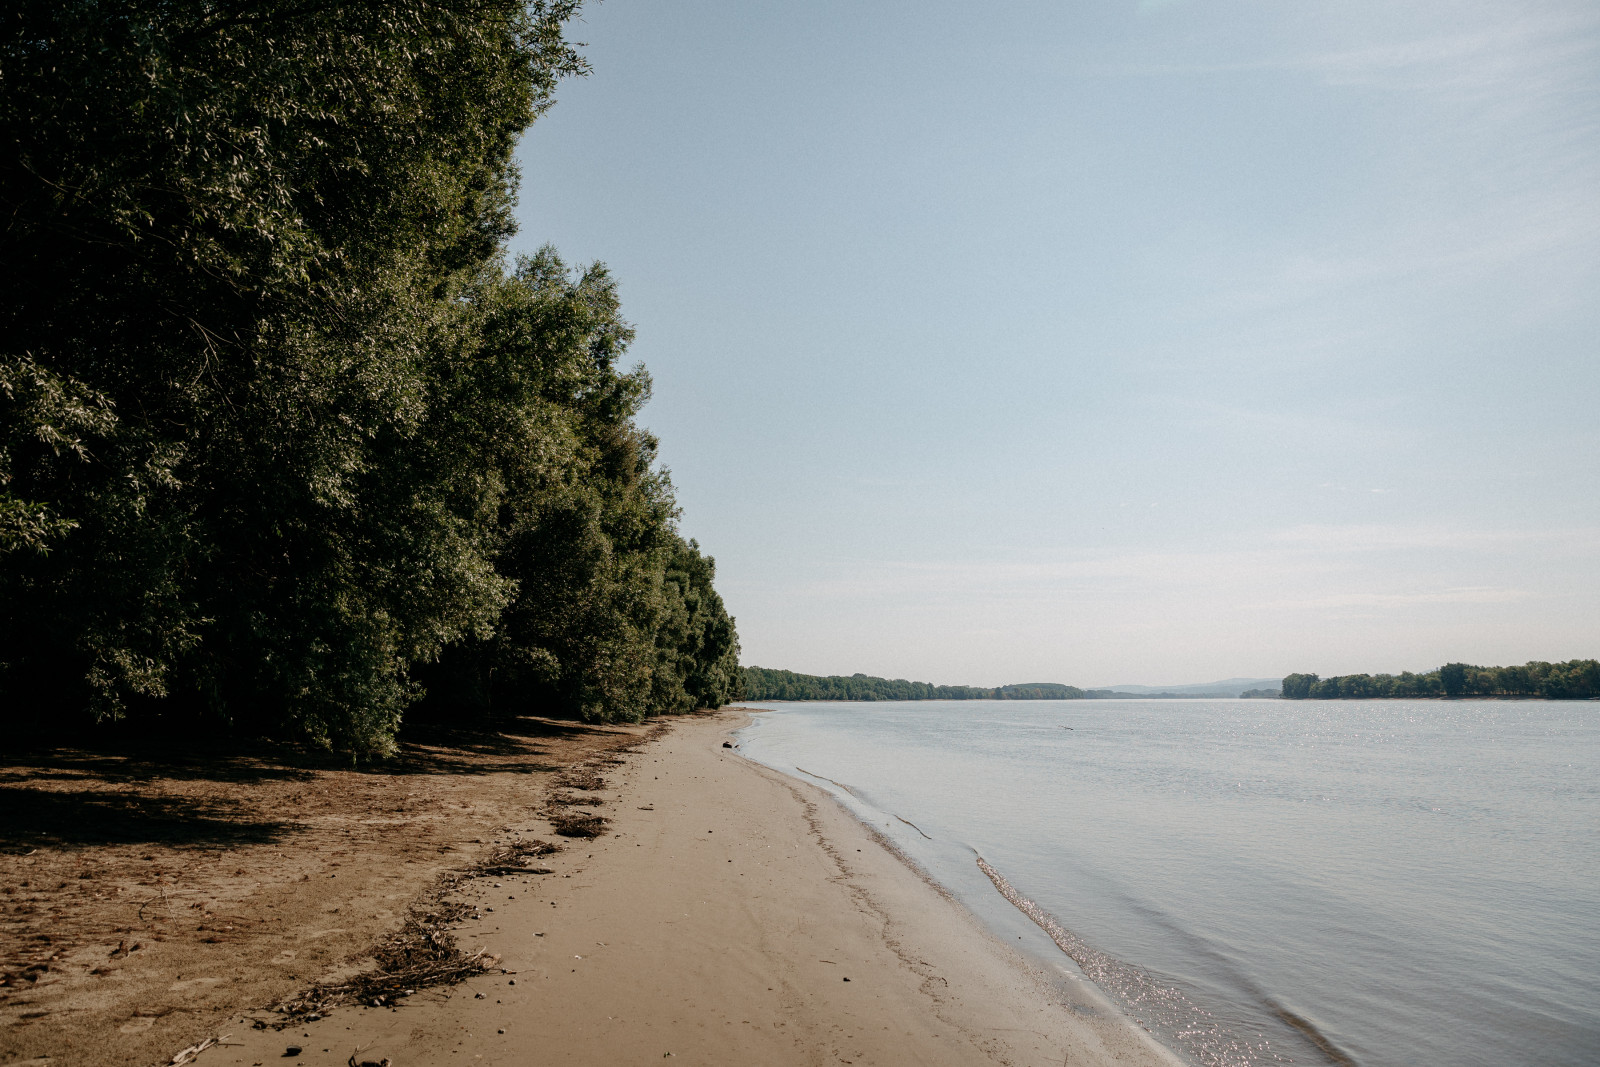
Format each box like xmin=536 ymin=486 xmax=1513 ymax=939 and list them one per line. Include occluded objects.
xmin=737 ymin=699 xmax=1599 ymax=1067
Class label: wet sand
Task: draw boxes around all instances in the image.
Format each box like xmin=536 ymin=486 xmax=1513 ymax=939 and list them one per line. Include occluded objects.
xmin=196 ymin=708 xmax=1180 ymax=1067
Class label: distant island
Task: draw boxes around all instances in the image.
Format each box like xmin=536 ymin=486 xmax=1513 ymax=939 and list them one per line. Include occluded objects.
xmin=741 ymin=663 xmax=1600 ymax=703
xmin=1282 ymin=660 xmax=1600 ymax=699
xmin=741 ymin=667 xmax=1082 ymax=702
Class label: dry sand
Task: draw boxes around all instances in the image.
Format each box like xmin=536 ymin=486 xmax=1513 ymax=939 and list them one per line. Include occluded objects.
xmin=190 ymin=708 xmax=1180 ymax=1067
xmin=0 ymin=715 xmax=653 ymax=1067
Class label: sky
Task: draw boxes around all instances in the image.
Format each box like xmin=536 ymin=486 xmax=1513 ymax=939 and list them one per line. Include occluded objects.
xmin=507 ymin=0 xmax=1600 ymax=687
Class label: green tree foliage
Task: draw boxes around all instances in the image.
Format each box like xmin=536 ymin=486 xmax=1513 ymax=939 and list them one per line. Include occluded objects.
xmin=652 ymin=540 xmax=744 ymax=714
xmin=740 ymin=668 xmax=1082 ymax=702
xmin=1281 ymin=673 xmax=1318 ymax=700
xmin=1438 ymin=662 xmax=1467 ymax=698
xmin=410 ymin=250 xmax=741 ymax=727
xmin=1280 ymin=661 xmax=1600 ymax=700
xmin=994 ymin=683 xmax=1084 ymax=700
xmin=0 ymin=1 xmax=738 ymax=751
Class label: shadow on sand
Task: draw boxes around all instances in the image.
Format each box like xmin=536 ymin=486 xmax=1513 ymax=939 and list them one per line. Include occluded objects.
xmin=0 ymin=713 xmax=633 ymax=851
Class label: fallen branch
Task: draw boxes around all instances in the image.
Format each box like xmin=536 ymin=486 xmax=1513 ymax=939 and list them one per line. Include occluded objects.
xmin=168 ymin=1033 xmax=228 ymax=1065
xmin=465 ymin=839 xmax=560 ymax=878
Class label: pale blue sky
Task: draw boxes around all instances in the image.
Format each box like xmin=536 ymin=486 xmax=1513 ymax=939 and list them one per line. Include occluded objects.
xmin=509 ymin=0 xmax=1599 ymax=686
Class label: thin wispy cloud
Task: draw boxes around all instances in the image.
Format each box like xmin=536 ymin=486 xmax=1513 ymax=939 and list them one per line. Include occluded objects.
xmin=1291 ymin=18 xmax=1600 ymax=104
xmin=1265 ymin=524 xmax=1600 ymax=552
xmin=1247 ymin=587 xmax=1531 ymax=611
xmin=773 ymin=523 xmax=1595 ymax=608
xmin=1094 ymin=8 xmax=1600 ymax=102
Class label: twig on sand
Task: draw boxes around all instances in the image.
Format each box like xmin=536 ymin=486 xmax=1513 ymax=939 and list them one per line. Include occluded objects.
xmin=893 ymin=814 xmax=932 ymax=840
xmin=466 ymin=839 xmax=561 ymax=877
xmin=348 ymin=1044 xmax=393 ymax=1067
xmin=168 ymin=1033 xmax=228 ymax=1065
xmin=476 ymin=864 xmax=554 ymax=876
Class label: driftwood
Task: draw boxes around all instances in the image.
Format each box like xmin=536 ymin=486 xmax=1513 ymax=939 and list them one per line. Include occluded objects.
xmin=466 ymin=838 xmax=560 ymax=876
xmin=168 ymin=1034 xmax=228 ymax=1065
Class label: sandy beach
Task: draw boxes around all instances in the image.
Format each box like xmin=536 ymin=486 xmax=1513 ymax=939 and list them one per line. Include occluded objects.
xmin=182 ymin=708 xmax=1176 ymax=1067
xmin=0 ymin=715 xmax=656 ymax=1067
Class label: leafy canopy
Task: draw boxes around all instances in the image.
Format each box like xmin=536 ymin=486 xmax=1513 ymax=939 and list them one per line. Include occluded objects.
xmin=0 ymin=1 xmax=740 ymax=751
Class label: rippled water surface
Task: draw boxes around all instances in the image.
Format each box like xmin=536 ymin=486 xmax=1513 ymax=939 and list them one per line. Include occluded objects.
xmin=737 ymin=699 xmax=1600 ymax=1067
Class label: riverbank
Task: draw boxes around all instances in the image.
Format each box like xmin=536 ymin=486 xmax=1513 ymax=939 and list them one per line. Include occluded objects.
xmin=0 ymin=715 xmax=653 ymax=1067
xmin=187 ymin=707 xmax=1178 ymax=1067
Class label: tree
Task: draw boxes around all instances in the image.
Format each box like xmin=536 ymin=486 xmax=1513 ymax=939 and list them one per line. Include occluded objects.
xmin=1438 ymin=662 xmax=1468 ymax=698
xmin=1 ymin=2 xmax=741 ymax=750
xmin=1280 ymin=673 xmax=1317 ymax=700
xmin=652 ymin=538 xmax=743 ymax=714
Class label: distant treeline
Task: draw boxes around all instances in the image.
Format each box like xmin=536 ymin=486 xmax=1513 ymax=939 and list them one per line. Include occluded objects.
xmin=741 ymin=668 xmax=1082 ymax=702
xmin=1282 ymin=661 xmax=1600 ymax=700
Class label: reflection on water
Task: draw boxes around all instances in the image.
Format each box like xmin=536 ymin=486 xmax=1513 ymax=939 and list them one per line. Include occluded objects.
xmin=739 ymin=699 xmax=1600 ymax=1067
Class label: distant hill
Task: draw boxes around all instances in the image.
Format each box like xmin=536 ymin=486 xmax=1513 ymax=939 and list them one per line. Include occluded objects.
xmin=1088 ymin=677 xmax=1282 ymax=698
xmin=740 ymin=667 xmax=1083 ymax=702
